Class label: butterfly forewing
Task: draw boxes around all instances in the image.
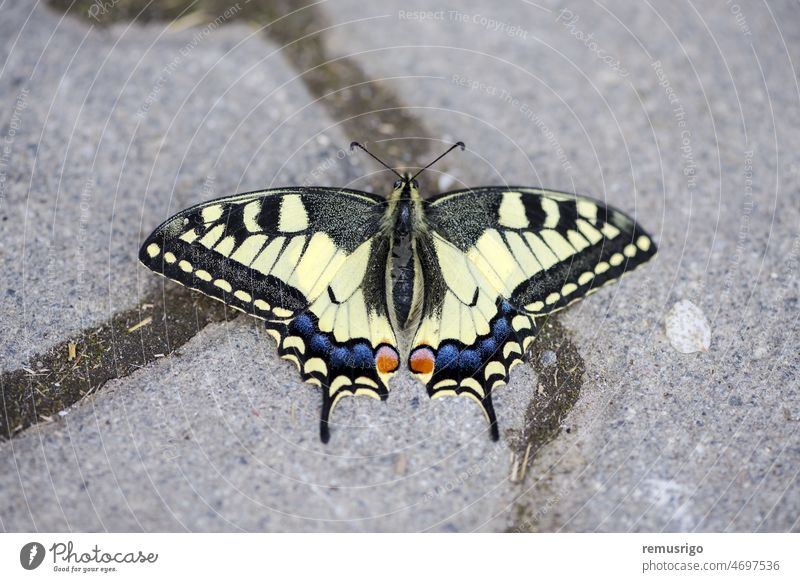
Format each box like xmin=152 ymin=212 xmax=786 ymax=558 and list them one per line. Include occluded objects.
xmin=139 ymin=187 xmax=401 ymax=441
xmin=425 ymin=187 xmax=657 ymax=315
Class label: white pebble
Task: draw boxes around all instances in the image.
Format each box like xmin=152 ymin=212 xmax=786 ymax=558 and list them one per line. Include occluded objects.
xmin=438 ymin=173 xmax=456 ymax=191
xmin=665 ymin=300 xmax=711 ymax=354
xmin=540 ymin=350 xmax=557 ymax=367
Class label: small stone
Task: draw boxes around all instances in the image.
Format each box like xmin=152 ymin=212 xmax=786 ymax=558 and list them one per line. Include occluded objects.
xmin=438 ymin=173 xmax=456 ymax=191
xmin=540 ymin=350 xmax=557 ymax=367
xmin=665 ymin=300 xmax=711 ymax=354
xmin=394 ymin=453 xmax=407 ymax=476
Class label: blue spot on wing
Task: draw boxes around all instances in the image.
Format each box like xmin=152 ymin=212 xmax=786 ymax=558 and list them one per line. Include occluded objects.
xmin=492 ymin=317 xmax=511 ymax=341
xmin=458 ymin=349 xmax=482 ymax=376
xmin=351 ymin=343 xmax=375 ymax=368
xmin=480 ymin=338 xmax=497 ymax=358
xmin=436 ymin=344 xmax=459 ymax=370
xmin=330 ymin=347 xmax=350 ymax=368
xmin=290 ymin=314 xmax=315 ymax=337
xmin=309 ymin=333 xmax=331 ymax=355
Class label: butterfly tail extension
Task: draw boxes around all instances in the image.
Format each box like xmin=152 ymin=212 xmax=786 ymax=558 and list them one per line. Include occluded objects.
xmin=265 ymin=312 xmax=397 ymax=442
xmin=318 ymin=379 xmax=391 ymax=443
xmin=410 ymin=298 xmax=539 ymax=441
xmin=320 ymin=393 xmax=332 ymax=443
xmin=482 ymin=392 xmax=500 ymax=441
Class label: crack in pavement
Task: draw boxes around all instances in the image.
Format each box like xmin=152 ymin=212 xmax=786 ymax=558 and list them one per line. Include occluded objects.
xmin=2 ymin=285 xmax=228 ymax=440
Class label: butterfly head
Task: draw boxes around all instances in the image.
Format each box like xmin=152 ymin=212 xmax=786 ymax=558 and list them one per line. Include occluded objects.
xmin=393 ymin=174 xmax=419 ymax=197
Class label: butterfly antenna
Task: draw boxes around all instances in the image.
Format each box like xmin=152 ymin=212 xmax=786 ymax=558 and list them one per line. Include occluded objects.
xmin=411 ymin=141 xmax=465 ymax=182
xmin=350 ymin=142 xmax=403 ymax=180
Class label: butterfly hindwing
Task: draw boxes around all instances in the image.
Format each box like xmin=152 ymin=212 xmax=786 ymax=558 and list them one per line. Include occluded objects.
xmin=139 ymin=188 xmax=400 ymax=441
xmin=407 ymin=232 xmax=538 ymax=440
xmin=408 ymin=187 xmax=657 ymax=438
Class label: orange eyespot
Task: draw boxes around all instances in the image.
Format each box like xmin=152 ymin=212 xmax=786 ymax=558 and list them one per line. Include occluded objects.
xmin=409 ymin=346 xmax=435 ymax=375
xmin=376 ymin=346 xmax=399 ymax=374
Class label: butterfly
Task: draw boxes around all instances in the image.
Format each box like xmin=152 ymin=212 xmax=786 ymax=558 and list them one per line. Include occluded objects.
xmin=139 ymin=142 xmax=657 ymax=442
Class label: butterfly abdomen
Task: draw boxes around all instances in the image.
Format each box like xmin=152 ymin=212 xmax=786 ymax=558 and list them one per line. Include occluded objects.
xmin=385 ymin=181 xmax=430 ymax=332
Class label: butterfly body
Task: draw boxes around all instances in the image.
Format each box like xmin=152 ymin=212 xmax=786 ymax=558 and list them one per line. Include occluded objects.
xmin=141 ymin=165 xmax=656 ymax=442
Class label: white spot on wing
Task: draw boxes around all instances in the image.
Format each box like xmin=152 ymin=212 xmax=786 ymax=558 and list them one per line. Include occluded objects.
xmin=234 ymin=290 xmax=252 ymax=303
xmin=202 ymin=205 xmax=223 ymax=223
xmin=279 ymin=194 xmax=309 ymax=232
xmin=214 ymin=235 xmax=236 ymax=257
xmin=179 ymin=229 xmax=198 ymax=244
xmin=199 ymin=224 xmax=225 ymax=248
xmin=601 ymin=223 xmax=621 ymax=239
xmin=576 ymin=200 xmax=598 ymax=222
xmin=498 ymin=191 xmax=528 ymax=228
xmin=230 ymin=235 xmax=268 ymax=266
xmin=214 ymin=279 xmax=232 ymax=293
xmin=540 ymin=198 xmax=560 ymax=228
xmin=243 ymin=201 xmax=262 ymax=232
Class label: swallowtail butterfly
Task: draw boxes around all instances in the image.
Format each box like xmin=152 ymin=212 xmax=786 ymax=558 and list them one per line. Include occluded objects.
xmin=140 ymin=142 xmax=657 ymax=442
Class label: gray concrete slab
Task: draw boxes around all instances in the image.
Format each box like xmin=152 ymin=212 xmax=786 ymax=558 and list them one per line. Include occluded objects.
xmin=1 ymin=0 xmax=798 ymax=532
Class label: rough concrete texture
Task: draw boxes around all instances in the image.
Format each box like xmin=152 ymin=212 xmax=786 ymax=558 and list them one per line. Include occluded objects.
xmin=1 ymin=0 xmax=799 ymax=532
